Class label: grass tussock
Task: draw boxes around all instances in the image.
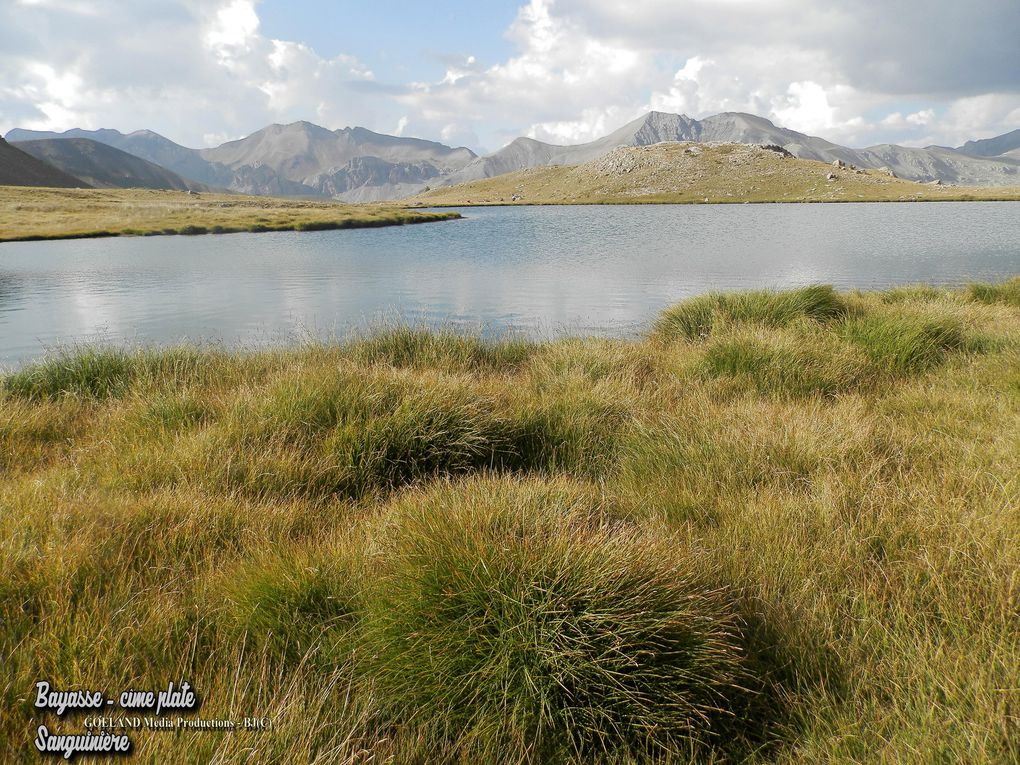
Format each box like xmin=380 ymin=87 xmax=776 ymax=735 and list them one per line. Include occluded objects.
xmin=654 ymin=286 xmax=989 ymax=396
xmin=3 ymin=346 xmax=222 ymax=401
xmin=347 ymin=326 xmax=537 ymax=372
xmin=359 ymin=477 xmax=773 ymax=761
xmin=654 ymin=285 xmax=848 ymax=341
xmin=966 ymin=276 xmax=1020 ymax=307
xmin=836 ymin=311 xmax=976 ymax=376
xmin=2 ymin=282 xmax=1019 ymax=763
xmin=699 ymin=326 xmax=874 ymax=397
xmin=211 ymin=543 xmax=361 ymax=667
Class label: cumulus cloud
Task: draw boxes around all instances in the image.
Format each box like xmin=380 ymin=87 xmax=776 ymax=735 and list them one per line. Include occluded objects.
xmin=397 ymin=0 xmax=658 ymax=147
xmin=396 ymin=0 xmax=1018 ymax=149
xmin=0 ymin=0 xmax=385 ymax=146
xmin=0 ymin=0 xmax=1016 ymax=152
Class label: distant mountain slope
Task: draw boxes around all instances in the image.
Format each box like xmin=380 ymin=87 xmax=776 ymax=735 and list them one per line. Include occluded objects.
xmin=12 ymin=138 xmax=208 ymax=191
xmin=0 ymin=137 xmax=86 ymax=188
xmin=6 ymin=123 xmax=477 ymax=201
xmin=6 ymin=127 xmax=220 ymax=186
xmin=199 ymin=122 xmax=477 ymax=201
xmin=202 ymin=122 xmax=475 ymax=173
xmin=9 ymin=116 xmax=1019 ymax=195
xmin=956 ymin=128 xmax=1020 ymax=158
xmin=442 ymin=112 xmax=1020 ymax=187
xmin=415 ymin=142 xmax=1020 ymax=206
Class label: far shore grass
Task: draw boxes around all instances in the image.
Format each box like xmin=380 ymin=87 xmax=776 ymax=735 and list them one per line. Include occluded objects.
xmin=0 ymin=186 xmax=460 ymax=243
xmin=2 ymin=279 xmax=1019 ymax=763
xmin=412 ymin=143 xmax=1020 ymax=207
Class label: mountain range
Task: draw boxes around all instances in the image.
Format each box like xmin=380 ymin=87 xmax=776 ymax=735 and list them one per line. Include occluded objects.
xmin=6 ymin=123 xmax=477 ymax=201
xmin=442 ymin=112 xmax=1020 ymax=188
xmin=5 ymin=111 xmax=1020 ymax=199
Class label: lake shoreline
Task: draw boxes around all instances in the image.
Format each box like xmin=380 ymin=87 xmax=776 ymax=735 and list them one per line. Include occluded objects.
xmin=4 ymin=202 xmax=1019 ymax=367
xmin=0 ymin=186 xmax=461 ymax=244
xmin=0 ymin=212 xmax=462 ymax=244
xmin=413 ymin=194 xmax=1020 ymax=208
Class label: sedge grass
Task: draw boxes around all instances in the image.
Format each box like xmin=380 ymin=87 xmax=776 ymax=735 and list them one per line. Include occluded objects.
xmin=1 ymin=283 xmax=1019 ymax=763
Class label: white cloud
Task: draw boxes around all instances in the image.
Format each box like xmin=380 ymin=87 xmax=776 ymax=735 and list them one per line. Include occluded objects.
xmin=0 ymin=0 xmax=384 ymax=146
xmin=773 ymin=82 xmax=837 ymax=134
xmin=0 ymin=0 xmax=1016 ymax=153
xmin=204 ymin=0 xmax=259 ymax=56
xmin=399 ymin=0 xmax=662 ymax=147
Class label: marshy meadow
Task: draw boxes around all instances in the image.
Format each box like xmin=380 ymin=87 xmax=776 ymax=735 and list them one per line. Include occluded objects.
xmin=2 ymin=280 xmax=1019 ymax=763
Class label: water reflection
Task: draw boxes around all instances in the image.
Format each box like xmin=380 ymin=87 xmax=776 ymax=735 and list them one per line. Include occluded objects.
xmin=1 ymin=202 xmax=1019 ymax=366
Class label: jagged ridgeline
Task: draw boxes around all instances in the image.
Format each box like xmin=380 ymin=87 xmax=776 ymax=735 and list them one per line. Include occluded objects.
xmin=6 ymin=111 xmax=1020 ymax=200
xmin=5 ymin=123 xmax=478 ymax=201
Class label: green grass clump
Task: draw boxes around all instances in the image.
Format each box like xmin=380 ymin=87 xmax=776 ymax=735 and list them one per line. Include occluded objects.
xmin=361 ymin=478 xmax=755 ymax=761
xmin=655 ymin=293 xmax=717 ymax=340
xmin=202 ymin=365 xmax=628 ymax=502
xmin=347 ymin=327 xmax=535 ymax=372
xmin=213 ymin=545 xmax=360 ymax=666
xmin=3 ymin=347 xmax=137 ymax=400
xmin=319 ymin=381 xmax=508 ymax=496
xmin=966 ymin=277 xmax=1020 ymax=307
xmin=206 ymin=370 xmax=503 ymax=500
xmin=699 ymin=326 xmax=872 ymax=397
xmin=3 ymin=346 xmax=221 ymax=401
xmin=837 ymin=312 xmax=974 ymax=376
xmin=878 ymin=284 xmax=950 ymax=303
xmin=139 ymin=392 xmax=211 ymax=431
xmin=655 ymin=285 xmax=847 ymax=340
xmin=505 ymin=385 xmax=629 ymax=476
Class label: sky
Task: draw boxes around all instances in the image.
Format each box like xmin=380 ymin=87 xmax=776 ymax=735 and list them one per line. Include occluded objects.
xmin=1 ymin=0 xmax=1018 ymax=154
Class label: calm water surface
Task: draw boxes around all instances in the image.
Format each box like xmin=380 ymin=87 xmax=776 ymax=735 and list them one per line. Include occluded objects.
xmin=2 ymin=202 xmax=1019 ymax=366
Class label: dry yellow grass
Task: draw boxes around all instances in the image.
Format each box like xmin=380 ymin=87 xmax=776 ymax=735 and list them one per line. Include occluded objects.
xmin=411 ymin=142 xmax=1020 ymax=206
xmin=2 ymin=281 xmax=1019 ymax=762
xmin=0 ymin=185 xmax=459 ymax=242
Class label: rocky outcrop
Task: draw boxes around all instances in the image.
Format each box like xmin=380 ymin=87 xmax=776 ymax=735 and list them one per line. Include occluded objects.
xmin=225 ymin=163 xmax=317 ymax=197
xmin=311 ymin=157 xmax=447 ymax=202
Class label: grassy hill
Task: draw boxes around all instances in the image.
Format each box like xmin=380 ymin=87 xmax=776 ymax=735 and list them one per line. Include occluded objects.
xmin=0 ymin=137 xmax=85 ymax=189
xmin=0 ymin=186 xmax=458 ymax=242
xmin=413 ymin=142 xmax=1020 ymax=205
xmin=2 ymin=280 xmax=1019 ymax=762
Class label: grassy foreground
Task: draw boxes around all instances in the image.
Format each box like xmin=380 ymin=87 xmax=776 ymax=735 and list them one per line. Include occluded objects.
xmin=412 ymin=143 xmax=1020 ymax=206
xmin=0 ymin=186 xmax=459 ymax=242
xmin=2 ymin=279 xmax=1020 ymax=763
